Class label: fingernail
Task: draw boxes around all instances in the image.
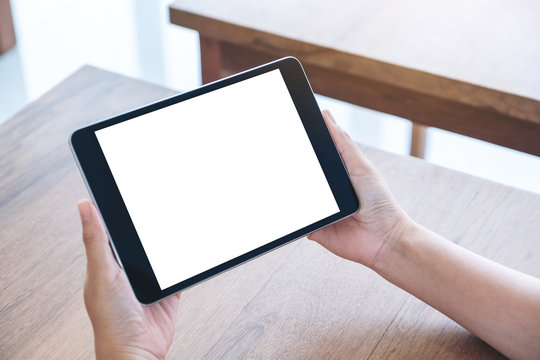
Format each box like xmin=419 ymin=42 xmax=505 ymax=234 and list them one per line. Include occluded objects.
xmin=325 ymin=110 xmax=336 ymax=124
xmin=78 ymin=201 xmax=92 ymax=221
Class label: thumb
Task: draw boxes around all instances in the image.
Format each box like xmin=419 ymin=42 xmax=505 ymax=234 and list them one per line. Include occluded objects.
xmin=78 ymin=199 xmax=119 ymax=278
xmin=322 ymin=110 xmax=376 ymax=177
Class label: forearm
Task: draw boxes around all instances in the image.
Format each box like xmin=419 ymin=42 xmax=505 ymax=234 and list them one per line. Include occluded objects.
xmin=373 ymin=222 xmax=540 ymax=360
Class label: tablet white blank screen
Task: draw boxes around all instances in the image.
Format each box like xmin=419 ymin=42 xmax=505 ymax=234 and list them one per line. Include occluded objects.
xmin=96 ymin=69 xmax=339 ymax=290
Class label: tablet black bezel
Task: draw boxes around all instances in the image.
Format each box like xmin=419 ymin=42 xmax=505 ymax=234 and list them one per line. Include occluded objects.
xmin=70 ymin=57 xmax=359 ymax=304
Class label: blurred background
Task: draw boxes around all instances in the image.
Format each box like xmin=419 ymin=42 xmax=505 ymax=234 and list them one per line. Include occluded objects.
xmin=1 ymin=0 xmax=539 ymax=193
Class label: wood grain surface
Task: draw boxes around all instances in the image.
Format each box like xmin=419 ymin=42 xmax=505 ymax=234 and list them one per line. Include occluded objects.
xmin=170 ymin=0 xmax=540 ymax=156
xmin=2 ymin=66 xmax=539 ymax=359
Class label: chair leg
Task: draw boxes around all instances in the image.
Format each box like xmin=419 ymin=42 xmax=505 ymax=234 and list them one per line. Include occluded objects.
xmin=410 ymin=123 xmax=427 ymax=158
xmin=0 ymin=0 xmax=16 ymax=54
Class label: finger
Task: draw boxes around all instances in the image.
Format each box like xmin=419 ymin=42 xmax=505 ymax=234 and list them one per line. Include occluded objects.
xmin=322 ymin=110 xmax=376 ymax=177
xmin=78 ymin=199 xmax=119 ymax=278
xmin=306 ymin=231 xmax=323 ymax=241
xmin=306 ymin=228 xmax=328 ymax=244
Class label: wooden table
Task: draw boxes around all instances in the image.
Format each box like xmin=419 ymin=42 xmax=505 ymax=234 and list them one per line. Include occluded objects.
xmin=169 ymin=0 xmax=540 ymax=157
xmin=2 ymin=67 xmax=540 ymax=359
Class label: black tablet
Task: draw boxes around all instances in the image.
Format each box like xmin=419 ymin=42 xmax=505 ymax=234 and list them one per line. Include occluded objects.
xmin=70 ymin=57 xmax=359 ymax=304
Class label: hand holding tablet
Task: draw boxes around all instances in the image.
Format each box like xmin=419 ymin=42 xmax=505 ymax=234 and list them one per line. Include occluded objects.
xmin=71 ymin=57 xmax=359 ymax=304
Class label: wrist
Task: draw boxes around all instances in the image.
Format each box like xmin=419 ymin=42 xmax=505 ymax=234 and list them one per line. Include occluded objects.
xmin=95 ymin=342 xmax=163 ymax=360
xmin=370 ymin=216 xmax=422 ymax=277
